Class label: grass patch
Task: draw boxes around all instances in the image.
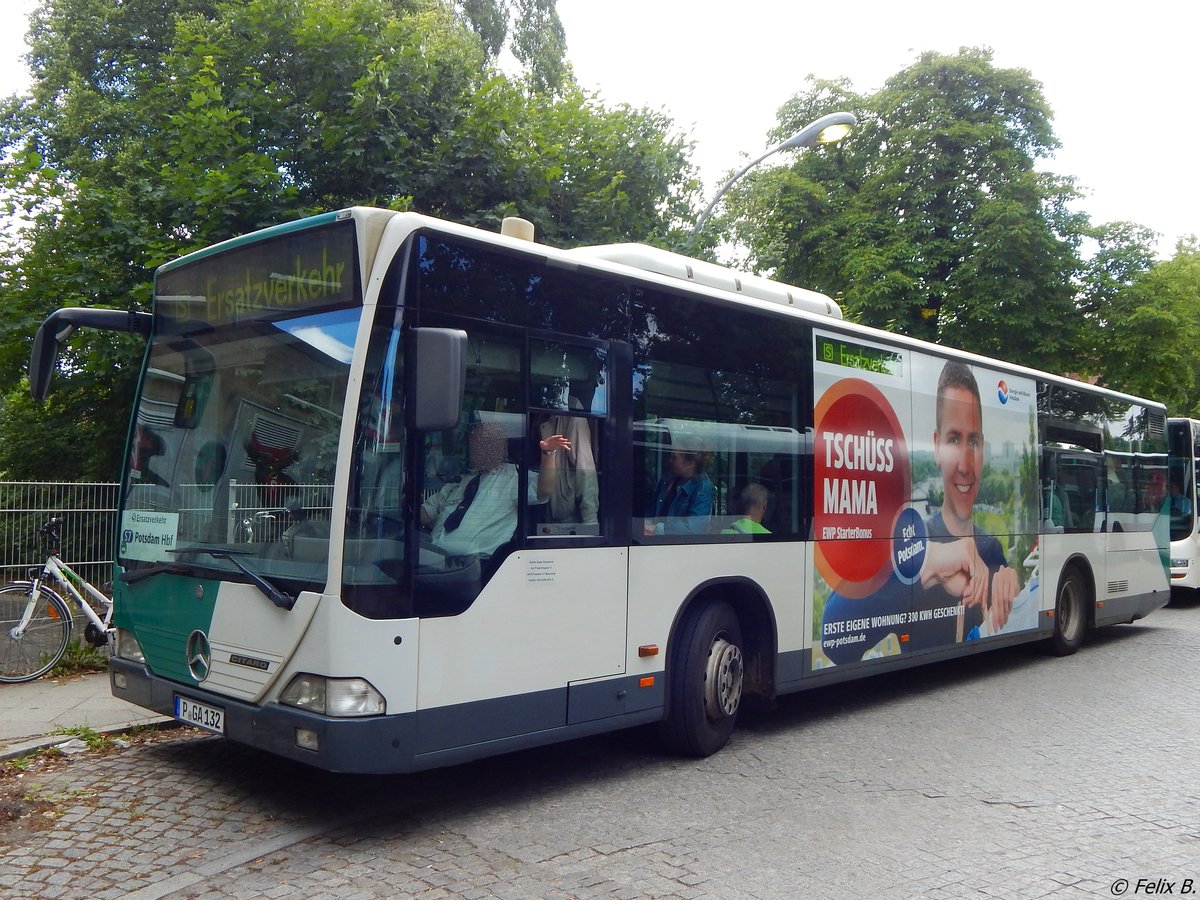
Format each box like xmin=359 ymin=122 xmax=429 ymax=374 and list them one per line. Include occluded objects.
xmin=48 ymin=639 xmax=108 ymax=677
xmin=49 ymin=726 xmax=107 ymax=751
xmin=1 ymin=755 xmax=35 ymax=774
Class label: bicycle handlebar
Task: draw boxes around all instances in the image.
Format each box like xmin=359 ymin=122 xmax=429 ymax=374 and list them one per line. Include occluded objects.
xmin=39 ymin=516 xmax=63 ymax=549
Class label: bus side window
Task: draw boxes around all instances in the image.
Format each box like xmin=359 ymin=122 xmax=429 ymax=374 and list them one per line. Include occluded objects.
xmin=628 ymin=286 xmax=811 ymax=543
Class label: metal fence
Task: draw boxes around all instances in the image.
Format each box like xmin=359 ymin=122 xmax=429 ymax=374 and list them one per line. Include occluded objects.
xmin=0 ymin=482 xmax=120 ymax=592
xmin=0 ymin=480 xmax=338 ymax=594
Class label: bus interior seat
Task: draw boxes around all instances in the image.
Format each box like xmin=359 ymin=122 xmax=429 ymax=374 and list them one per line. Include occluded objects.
xmin=1053 ymin=484 xmax=1073 ymax=531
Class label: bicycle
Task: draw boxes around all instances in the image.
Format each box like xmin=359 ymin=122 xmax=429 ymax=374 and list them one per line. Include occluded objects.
xmin=0 ymin=516 xmax=114 ymax=683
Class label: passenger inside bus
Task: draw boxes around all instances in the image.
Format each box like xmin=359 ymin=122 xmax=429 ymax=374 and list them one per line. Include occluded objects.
xmin=720 ymin=482 xmax=771 ymax=535
xmin=644 ymin=440 xmax=714 ymax=535
xmin=535 ymin=407 xmax=599 ymax=527
xmin=1170 ymin=476 xmax=1193 ymax=517
xmin=1043 ymin=482 xmax=1070 ymax=531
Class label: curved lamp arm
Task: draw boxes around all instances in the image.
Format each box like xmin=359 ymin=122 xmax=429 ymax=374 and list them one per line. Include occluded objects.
xmin=689 ymin=111 xmax=857 ymax=247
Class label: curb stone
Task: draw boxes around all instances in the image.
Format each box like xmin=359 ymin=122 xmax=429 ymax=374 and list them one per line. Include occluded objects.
xmin=0 ymin=717 xmax=180 ymax=762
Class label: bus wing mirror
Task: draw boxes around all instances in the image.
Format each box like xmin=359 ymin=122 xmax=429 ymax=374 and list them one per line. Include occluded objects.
xmin=29 ymin=308 xmax=153 ymax=401
xmin=411 ymin=327 xmax=467 ymax=432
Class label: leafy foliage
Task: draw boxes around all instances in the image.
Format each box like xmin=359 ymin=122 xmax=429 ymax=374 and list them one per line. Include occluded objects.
xmin=1091 ymin=238 xmax=1200 ymax=415
xmin=715 ymin=47 xmax=1200 ymax=410
xmin=0 ymin=0 xmax=694 ymax=479
xmin=509 ymin=0 xmax=567 ymax=95
xmin=456 ymin=0 xmax=509 ymax=61
xmin=723 ymin=49 xmax=1086 ymax=373
xmin=5 ymin=15 xmax=1196 ymax=479
xmin=49 ymin=641 xmax=109 ymax=678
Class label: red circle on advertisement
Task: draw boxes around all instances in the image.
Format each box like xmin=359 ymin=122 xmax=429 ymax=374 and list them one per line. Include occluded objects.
xmin=814 ymin=378 xmax=910 ymax=597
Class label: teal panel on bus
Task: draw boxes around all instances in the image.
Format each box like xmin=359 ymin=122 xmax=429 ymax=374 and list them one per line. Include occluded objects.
xmin=116 ymin=576 xmax=220 ymax=684
xmin=1154 ymin=493 xmax=1172 ymax=578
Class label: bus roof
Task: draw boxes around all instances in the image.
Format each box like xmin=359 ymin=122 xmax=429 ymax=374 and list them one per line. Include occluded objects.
xmin=150 ymin=207 xmax=1162 ymax=415
xmin=567 ymin=243 xmax=842 ymax=319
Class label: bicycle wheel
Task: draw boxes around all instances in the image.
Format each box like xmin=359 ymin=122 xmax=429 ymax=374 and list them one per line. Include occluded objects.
xmin=0 ymin=581 xmax=73 ymax=683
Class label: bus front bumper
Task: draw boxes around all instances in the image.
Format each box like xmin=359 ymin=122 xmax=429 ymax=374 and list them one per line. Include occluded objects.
xmin=109 ymin=658 xmax=421 ymax=774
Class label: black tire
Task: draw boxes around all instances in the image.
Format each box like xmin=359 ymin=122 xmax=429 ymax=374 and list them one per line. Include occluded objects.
xmin=1050 ymin=567 xmax=1087 ymax=656
xmin=0 ymin=581 xmax=73 ymax=683
xmin=659 ymin=601 xmax=744 ymax=757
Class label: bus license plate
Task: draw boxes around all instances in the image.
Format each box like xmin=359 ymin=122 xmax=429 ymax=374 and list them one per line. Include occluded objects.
xmin=175 ymin=695 xmax=225 ymax=734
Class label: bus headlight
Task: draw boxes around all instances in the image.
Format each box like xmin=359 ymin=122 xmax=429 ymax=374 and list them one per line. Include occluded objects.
xmin=279 ymin=674 xmax=386 ymax=717
xmin=1171 ymin=558 xmax=1189 ymax=568
xmin=114 ymin=628 xmax=146 ymax=664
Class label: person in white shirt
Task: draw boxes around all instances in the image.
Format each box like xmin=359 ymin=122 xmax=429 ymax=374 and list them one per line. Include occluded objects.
xmin=421 ymin=422 xmax=570 ymax=558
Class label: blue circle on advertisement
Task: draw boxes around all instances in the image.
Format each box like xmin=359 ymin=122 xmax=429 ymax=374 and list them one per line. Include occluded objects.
xmin=892 ymin=507 xmax=926 ymax=584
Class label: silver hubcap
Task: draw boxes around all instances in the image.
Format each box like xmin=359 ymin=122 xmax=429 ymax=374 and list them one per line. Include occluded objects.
xmin=704 ymin=635 xmax=743 ymax=721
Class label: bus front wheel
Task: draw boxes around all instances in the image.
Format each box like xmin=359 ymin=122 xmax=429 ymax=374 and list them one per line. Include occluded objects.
xmin=659 ymin=601 xmax=744 ymax=757
xmin=1051 ymin=567 xmax=1087 ymax=656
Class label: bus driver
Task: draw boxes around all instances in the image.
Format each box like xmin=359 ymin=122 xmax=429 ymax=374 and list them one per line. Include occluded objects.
xmin=420 ymin=422 xmax=571 ymax=559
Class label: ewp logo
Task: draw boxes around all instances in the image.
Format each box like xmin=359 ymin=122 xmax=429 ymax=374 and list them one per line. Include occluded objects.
xmin=997 ymin=380 xmax=1009 ymax=405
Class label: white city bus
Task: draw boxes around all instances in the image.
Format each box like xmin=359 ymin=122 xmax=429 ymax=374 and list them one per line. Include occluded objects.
xmin=29 ymin=208 xmax=1171 ymax=773
xmin=1167 ymin=418 xmax=1200 ymax=598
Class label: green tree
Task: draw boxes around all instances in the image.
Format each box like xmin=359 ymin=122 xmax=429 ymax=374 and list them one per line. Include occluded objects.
xmin=724 ymin=49 xmax=1088 ymax=373
xmin=0 ymin=0 xmax=694 ymax=479
xmin=1091 ymin=239 xmax=1200 ymax=414
xmin=454 ymin=0 xmax=567 ymax=86
xmin=1070 ymin=219 xmax=1158 ymax=382
xmin=456 ymin=0 xmax=508 ymax=61
xmin=510 ymin=0 xmax=567 ymax=95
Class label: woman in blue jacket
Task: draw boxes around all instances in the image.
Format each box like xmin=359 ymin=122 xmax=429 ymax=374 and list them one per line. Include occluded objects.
xmin=646 ymin=446 xmax=714 ymax=535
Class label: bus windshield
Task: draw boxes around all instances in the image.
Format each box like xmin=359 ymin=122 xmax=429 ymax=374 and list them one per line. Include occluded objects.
xmin=1167 ymin=419 xmax=1197 ymax=543
xmin=118 ymin=219 xmax=361 ymax=591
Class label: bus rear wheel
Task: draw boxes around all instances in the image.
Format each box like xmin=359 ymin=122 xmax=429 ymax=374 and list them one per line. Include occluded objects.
xmin=1051 ymin=567 xmax=1087 ymax=656
xmin=659 ymin=601 xmax=744 ymax=757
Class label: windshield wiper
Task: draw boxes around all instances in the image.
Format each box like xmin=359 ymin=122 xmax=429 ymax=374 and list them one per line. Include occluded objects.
xmin=119 ymin=561 xmax=202 ymax=584
xmin=169 ymin=547 xmax=295 ymax=611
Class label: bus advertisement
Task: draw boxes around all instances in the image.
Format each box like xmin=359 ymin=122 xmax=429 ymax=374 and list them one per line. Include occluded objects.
xmin=812 ymin=337 xmax=1041 ymax=669
xmin=24 ymin=207 xmax=1171 ymax=774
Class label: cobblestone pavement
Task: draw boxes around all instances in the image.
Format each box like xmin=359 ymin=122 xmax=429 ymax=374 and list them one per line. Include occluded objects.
xmin=4 ymin=599 xmax=1199 ymax=900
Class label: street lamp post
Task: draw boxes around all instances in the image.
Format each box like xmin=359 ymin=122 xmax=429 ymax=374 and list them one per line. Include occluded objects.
xmin=689 ymin=111 xmax=857 ymax=247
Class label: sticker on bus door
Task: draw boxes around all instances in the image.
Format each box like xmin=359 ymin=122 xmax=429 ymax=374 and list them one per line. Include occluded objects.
xmin=810 ymin=333 xmax=1040 ymax=669
xmin=119 ymin=510 xmax=180 ymax=562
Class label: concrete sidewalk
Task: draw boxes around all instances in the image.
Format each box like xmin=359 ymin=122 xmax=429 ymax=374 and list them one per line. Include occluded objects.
xmin=0 ymin=669 xmax=171 ymax=759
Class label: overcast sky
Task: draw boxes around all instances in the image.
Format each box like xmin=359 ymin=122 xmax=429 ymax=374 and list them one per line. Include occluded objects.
xmin=555 ymin=0 xmax=1197 ymax=260
xmin=2 ymin=0 xmax=1195 ymax=258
